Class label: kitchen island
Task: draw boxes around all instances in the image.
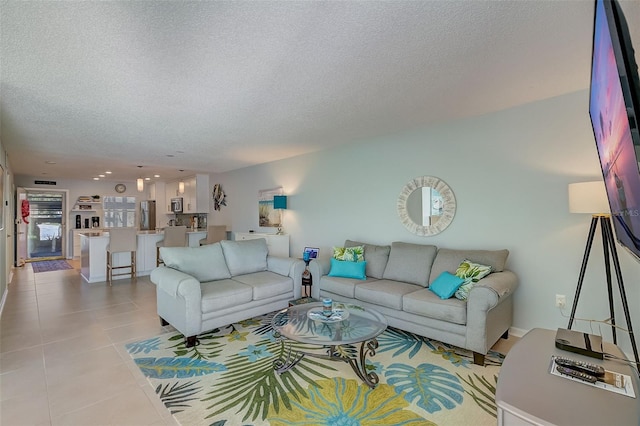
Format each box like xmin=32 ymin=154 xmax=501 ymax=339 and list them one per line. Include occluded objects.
xmin=79 ymin=229 xmax=207 ymax=283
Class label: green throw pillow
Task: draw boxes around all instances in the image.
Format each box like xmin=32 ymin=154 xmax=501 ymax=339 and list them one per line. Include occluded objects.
xmin=332 ymin=246 xmax=364 ymax=262
xmin=454 ymin=259 xmax=492 ymax=300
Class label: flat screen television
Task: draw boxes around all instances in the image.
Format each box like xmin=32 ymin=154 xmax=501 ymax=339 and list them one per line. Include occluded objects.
xmin=589 ymin=0 xmax=640 ymax=261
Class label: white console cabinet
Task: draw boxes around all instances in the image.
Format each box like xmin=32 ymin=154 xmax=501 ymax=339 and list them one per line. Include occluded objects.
xmin=234 ymin=232 xmax=289 ymax=257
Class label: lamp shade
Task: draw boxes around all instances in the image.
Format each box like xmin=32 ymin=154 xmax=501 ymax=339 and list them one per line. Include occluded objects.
xmin=568 ymin=181 xmax=610 ymax=214
xmin=273 ymin=195 xmax=287 ymax=209
xmin=137 ymin=178 xmax=144 ymax=192
xmin=178 ymin=181 xmax=185 ymax=194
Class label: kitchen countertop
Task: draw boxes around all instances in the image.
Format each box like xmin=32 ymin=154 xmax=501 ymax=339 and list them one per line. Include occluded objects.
xmin=81 ymin=229 xmax=207 ymax=237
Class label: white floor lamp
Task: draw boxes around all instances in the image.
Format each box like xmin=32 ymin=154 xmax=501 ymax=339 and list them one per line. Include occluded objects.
xmin=567 ymin=181 xmax=639 ymax=364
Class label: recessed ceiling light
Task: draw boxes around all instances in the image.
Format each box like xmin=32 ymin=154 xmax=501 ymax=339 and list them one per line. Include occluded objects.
xmin=45 ymin=161 xmax=56 ymax=164
xmin=105 ymin=171 xmax=112 ymax=174
xmin=166 ymin=154 xmax=174 ymax=158
xmin=145 ymin=177 xmax=151 ymax=181
xmin=93 ymin=177 xmax=99 ymax=180
xmin=99 ymin=174 xmax=105 ymax=178
xmin=154 ymin=174 xmax=160 ymax=178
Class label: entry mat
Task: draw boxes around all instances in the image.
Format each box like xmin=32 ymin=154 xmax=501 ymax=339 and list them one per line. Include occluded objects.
xmin=31 ymin=259 xmax=73 ymax=273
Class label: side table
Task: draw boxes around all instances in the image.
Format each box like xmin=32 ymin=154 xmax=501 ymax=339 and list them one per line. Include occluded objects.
xmin=496 ymin=328 xmax=639 ymax=425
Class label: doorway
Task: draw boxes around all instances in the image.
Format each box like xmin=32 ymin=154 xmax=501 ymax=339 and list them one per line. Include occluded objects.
xmin=17 ymin=188 xmax=67 ymax=262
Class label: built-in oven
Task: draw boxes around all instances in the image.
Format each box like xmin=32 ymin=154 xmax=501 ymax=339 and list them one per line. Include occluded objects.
xmin=170 ymin=197 xmax=183 ymax=213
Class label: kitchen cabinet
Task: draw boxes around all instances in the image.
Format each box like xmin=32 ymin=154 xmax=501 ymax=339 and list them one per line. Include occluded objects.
xmin=183 ymin=174 xmax=210 ymax=214
xmin=165 ymin=181 xmax=180 ymax=213
xmin=164 ymin=174 xmax=210 ymax=214
xmin=234 ymin=232 xmax=289 ymax=257
xmin=71 ymin=228 xmax=103 ymax=258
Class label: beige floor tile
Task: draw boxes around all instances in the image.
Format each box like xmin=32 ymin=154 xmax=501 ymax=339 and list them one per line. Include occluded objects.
xmin=0 ymin=364 xmax=48 ymax=402
xmin=45 ymin=345 xmax=125 ymax=387
xmin=0 ymin=391 xmax=50 ymax=426
xmin=47 ymin=362 xmax=138 ymax=418
xmin=0 ymin=329 xmax=43 ymax=354
xmin=42 ymin=328 xmax=114 ymax=361
xmin=91 ymin=301 xmax=140 ymax=319
xmin=51 ymin=384 xmax=164 ymax=426
xmin=106 ymin=317 xmax=167 ymax=344
xmin=0 ymin=345 xmax=44 ymax=374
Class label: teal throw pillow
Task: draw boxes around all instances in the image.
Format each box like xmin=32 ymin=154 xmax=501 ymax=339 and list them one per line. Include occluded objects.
xmin=333 ymin=246 xmax=364 ymax=262
xmin=328 ymin=258 xmax=367 ymax=280
xmin=454 ymin=259 xmax=492 ymax=300
xmin=429 ymin=271 xmax=465 ymax=299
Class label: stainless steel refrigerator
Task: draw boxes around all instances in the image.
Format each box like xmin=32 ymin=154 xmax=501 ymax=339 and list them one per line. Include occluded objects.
xmin=140 ymin=200 xmax=156 ymax=230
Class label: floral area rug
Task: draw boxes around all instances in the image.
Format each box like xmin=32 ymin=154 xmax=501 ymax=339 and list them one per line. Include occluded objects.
xmin=125 ymin=313 xmax=504 ymax=426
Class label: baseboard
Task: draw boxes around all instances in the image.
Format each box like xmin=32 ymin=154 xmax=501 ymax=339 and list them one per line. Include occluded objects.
xmin=0 ymin=284 xmax=7 ymax=318
xmin=508 ymin=326 xmax=527 ymax=338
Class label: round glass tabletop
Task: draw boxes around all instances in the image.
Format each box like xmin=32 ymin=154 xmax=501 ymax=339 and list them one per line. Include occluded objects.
xmin=271 ymin=302 xmax=387 ymax=346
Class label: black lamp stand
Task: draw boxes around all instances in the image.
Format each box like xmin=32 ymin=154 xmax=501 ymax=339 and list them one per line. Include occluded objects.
xmin=568 ymin=214 xmax=639 ymax=364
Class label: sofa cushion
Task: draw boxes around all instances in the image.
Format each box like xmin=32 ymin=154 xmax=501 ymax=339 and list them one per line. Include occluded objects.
xmin=345 ymin=240 xmax=391 ymax=279
xmin=319 ymin=275 xmax=376 ymax=299
xmin=454 ymin=260 xmax=492 ymax=300
xmin=429 ymin=248 xmax=509 ymax=283
xmin=232 ymin=271 xmax=293 ymax=300
xmin=201 ymin=279 xmax=253 ymax=313
xmin=160 ymin=243 xmax=231 ymax=282
xmin=403 ymin=288 xmax=467 ymax=325
xmin=332 ymin=246 xmax=364 ymax=262
xmin=328 ymin=258 xmax=367 ymax=280
xmin=382 ymin=242 xmax=437 ymax=287
xmin=354 ymin=279 xmax=423 ymax=310
xmin=429 ymin=271 xmax=465 ymax=299
xmin=220 ymin=239 xmax=268 ymax=276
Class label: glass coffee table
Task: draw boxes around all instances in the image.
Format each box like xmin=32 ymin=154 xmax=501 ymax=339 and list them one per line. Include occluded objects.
xmin=271 ymin=302 xmax=387 ymax=388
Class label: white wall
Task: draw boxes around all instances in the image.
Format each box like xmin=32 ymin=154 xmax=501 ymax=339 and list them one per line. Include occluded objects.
xmin=210 ymin=90 xmax=640 ymax=358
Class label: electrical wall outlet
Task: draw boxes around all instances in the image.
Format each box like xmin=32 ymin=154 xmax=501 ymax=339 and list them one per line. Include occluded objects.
xmin=555 ymin=294 xmax=566 ymax=308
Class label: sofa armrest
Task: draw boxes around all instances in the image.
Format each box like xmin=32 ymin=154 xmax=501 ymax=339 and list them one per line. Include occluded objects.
xmin=309 ymin=258 xmax=330 ymax=278
xmin=267 ymin=256 xmax=305 ymax=300
xmin=308 ymin=259 xmax=331 ymax=299
xmin=465 ymin=270 xmax=518 ymax=354
xmin=468 ymin=270 xmax=518 ymax=310
xmin=150 ymin=266 xmax=202 ymax=302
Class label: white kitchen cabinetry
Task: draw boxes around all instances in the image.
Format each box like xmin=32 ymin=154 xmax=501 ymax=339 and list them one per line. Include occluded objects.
xmin=183 ymin=174 xmax=210 ymax=214
xmin=164 ymin=174 xmax=210 ymax=214
xmin=71 ymin=228 xmax=103 ymax=258
xmin=234 ymin=232 xmax=289 ymax=257
xmin=165 ymin=181 xmax=180 ymax=213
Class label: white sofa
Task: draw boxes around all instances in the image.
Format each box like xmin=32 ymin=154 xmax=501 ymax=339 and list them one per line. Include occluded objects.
xmin=310 ymin=240 xmax=518 ymax=365
xmin=150 ymin=238 xmax=304 ymax=346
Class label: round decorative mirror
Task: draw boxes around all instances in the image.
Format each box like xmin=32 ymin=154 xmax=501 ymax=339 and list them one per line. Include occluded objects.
xmin=397 ymin=176 xmax=456 ymax=236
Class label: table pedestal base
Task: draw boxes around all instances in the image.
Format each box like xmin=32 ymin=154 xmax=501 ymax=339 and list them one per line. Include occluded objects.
xmin=273 ymin=333 xmax=380 ymax=389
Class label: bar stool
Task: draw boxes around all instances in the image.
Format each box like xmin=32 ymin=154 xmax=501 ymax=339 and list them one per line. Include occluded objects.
xmin=199 ymin=225 xmax=227 ymax=245
xmin=156 ymin=226 xmax=188 ymax=266
xmin=106 ymin=227 xmax=137 ymax=286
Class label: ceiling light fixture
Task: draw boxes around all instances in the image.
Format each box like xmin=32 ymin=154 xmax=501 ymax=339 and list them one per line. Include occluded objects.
xmin=178 ymin=181 xmax=185 ymax=194
xmin=137 ymin=178 xmax=144 ymax=192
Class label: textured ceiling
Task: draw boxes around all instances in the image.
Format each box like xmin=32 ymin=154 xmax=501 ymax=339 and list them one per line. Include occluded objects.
xmin=1 ymin=1 xmax=638 ymax=183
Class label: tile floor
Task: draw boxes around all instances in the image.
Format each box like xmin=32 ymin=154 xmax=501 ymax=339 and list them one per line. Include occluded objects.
xmin=0 ymin=260 xmax=519 ymax=426
xmin=0 ymin=260 xmax=177 ymax=426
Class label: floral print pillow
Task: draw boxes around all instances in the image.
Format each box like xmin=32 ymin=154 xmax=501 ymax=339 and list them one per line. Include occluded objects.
xmin=332 ymin=246 xmax=364 ymax=262
xmin=454 ymin=259 xmax=492 ymax=300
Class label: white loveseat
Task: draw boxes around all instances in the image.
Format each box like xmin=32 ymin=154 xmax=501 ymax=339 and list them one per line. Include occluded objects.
xmin=310 ymin=240 xmax=518 ymax=365
xmin=151 ymin=238 xmax=304 ymax=346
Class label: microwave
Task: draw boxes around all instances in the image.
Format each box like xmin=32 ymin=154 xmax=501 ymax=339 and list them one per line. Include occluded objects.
xmin=170 ymin=197 xmax=183 ymax=213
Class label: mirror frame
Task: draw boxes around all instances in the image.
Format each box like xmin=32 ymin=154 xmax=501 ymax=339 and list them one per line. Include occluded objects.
xmin=397 ymin=176 xmax=456 ymax=236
